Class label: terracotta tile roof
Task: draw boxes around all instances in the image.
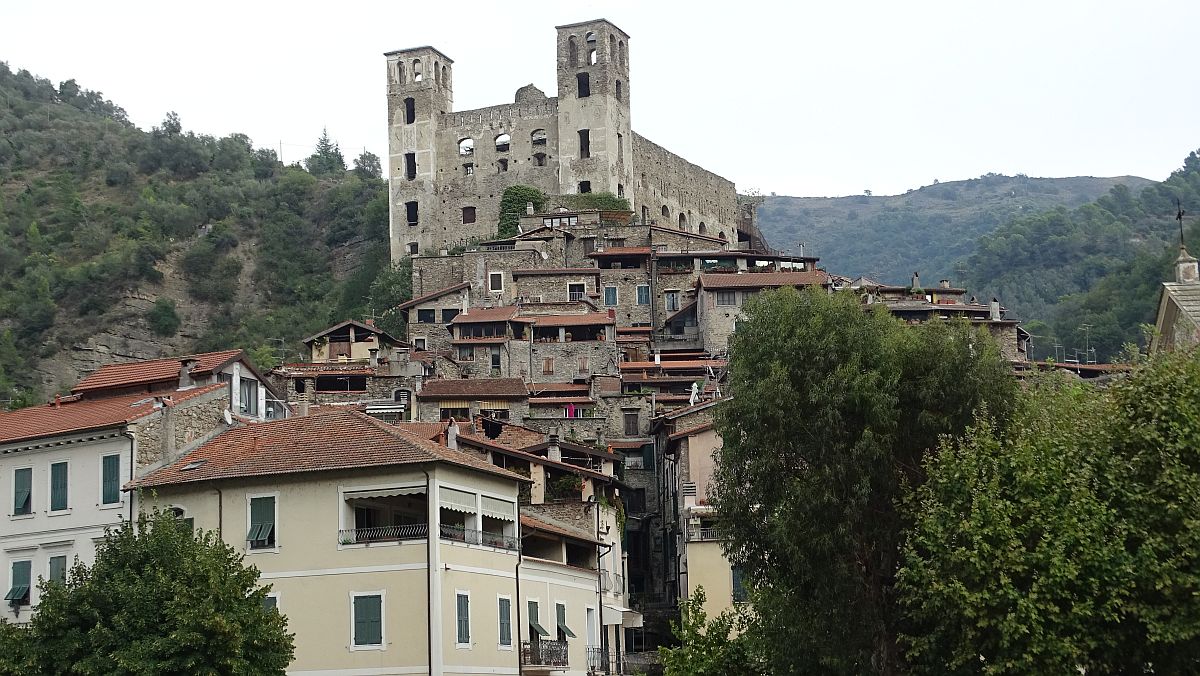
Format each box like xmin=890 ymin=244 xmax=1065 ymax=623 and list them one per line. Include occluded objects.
xmin=417 ymin=378 xmax=529 ymax=399
xmin=450 ymin=306 xmax=522 ymax=324
xmin=72 ymin=350 xmax=244 ymax=394
xmin=395 ymin=282 xmax=471 ymax=311
xmin=659 ymin=397 xmax=728 ymax=421
xmin=522 ymin=313 xmax=614 ymax=327
xmin=521 ymin=513 xmax=601 ymax=545
xmin=299 ymin=319 xmax=403 ymax=346
xmin=698 ymin=271 xmax=829 ymax=290
xmin=511 ymin=268 xmax=600 ymax=276
xmin=529 ymin=382 xmax=590 ymax=394
xmin=607 ymin=440 xmax=652 ymax=449
xmin=391 ymin=421 xmax=449 ymax=440
xmin=620 ymin=360 xmax=726 ymax=370
xmin=522 ymin=439 xmax=619 ymax=461
xmin=132 ymin=410 xmax=525 ymax=489
xmin=664 ymin=300 xmax=697 ymax=323
xmin=474 ymin=417 xmax=548 ymax=449
xmin=0 ymin=383 xmax=227 ymax=446
xmin=528 ymin=397 xmax=597 ymax=405
xmin=616 ymin=326 xmax=653 ymax=333
xmin=588 ymin=246 xmax=651 ymax=257
xmin=451 ymin=337 xmax=510 ymax=345
xmin=669 ymin=422 xmax=715 ymax=441
xmin=455 ymin=432 xmax=610 ymax=481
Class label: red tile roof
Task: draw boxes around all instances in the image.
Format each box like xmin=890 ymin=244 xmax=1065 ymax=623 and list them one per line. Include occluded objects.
xmin=620 ymin=360 xmax=726 ymax=370
xmin=588 ymin=246 xmax=652 ymax=257
xmin=698 ymin=271 xmax=829 ymax=290
xmin=450 ymin=306 xmax=523 ymax=324
xmin=72 ymin=350 xmax=244 ymax=394
xmin=522 ymin=313 xmax=614 ymax=327
xmin=521 ymin=513 xmax=601 ymax=544
xmin=669 ymin=422 xmax=715 ymax=441
xmin=395 ymin=282 xmax=471 ymax=311
xmin=616 ymin=326 xmax=654 ymax=333
xmin=132 ymin=410 xmax=525 ymax=489
xmin=0 ymin=383 xmax=227 ymax=445
xmin=451 ymin=337 xmax=510 ymax=345
xmin=391 ymin=421 xmax=449 ymax=440
xmin=455 ymin=432 xmax=610 ymax=481
xmin=417 ymin=378 xmax=529 ymax=399
xmin=299 ymin=319 xmax=403 ymax=346
xmin=528 ymin=397 xmax=596 ymax=405
xmin=511 ymin=268 xmax=600 ymax=276
xmin=529 ymin=382 xmax=590 ymax=394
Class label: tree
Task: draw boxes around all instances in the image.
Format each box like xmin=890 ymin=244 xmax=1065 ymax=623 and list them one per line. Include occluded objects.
xmin=898 ymin=377 xmax=1128 ymax=674
xmin=712 ymin=288 xmax=1015 ymax=675
xmin=304 ymin=128 xmax=346 ymax=177
xmin=352 ymin=150 xmax=382 ymax=180
xmin=145 ymin=297 xmax=181 ymax=336
xmin=18 ymin=508 xmax=294 ymax=674
xmin=497 ymin=185 xmax=546 ymax=238
xmin=659 ymin=587 xmax=763 ymax=676
xmin=367 ymin=257 xmax=413 ymax=339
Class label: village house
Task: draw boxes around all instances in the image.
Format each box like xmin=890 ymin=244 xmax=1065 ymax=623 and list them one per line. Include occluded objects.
xmin=1151 ymin=244 xmax=1200 ymax=353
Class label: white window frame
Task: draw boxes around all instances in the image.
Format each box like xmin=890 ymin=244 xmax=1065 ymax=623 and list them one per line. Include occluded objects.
xmin=48 ymin=459 xmax=70 ymax=515
xmin=455 ymin=588 xmax=472 ymax=649
xmin=349 ymin=590 xmax=386 ymax=651
xmin=603 ymin=286 xmax=618 ymax=307
xmin=488 ymin=272 xmax=504 ymax=293
xmin=98 ymin=452 xmax=123 ymax=509
xmin=263 ymin=591 xmax=280 ymax=611
xmin=715 ymin=290 xmax=737 ymax=307
xmin=413 ymin=337 xmax=428 ymax=350
xmin=497 ymin=593 xmax=513 ymax=650
xmin=245 ymin=491 xmax=280 ymax=554
xmin=47 ymin=554 xmax=68 ymax=584
xmin=11 ymin=465 xmax=34 ymax=519
xmin=636 ymin=284 xmax=650 ymax=305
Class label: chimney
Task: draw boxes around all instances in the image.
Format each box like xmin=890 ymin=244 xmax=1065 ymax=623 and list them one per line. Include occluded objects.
xmin=911 ymin=272 xmax=920 ymax=290
xmin=446 ymin=419 xmax=459 ymax=450
xmin=364 ymin=318 xmax=376 ymax=327
xmin=462 ymin=294 xmax=469 ymax=315
xmin=161 ymin=398 xmax=176 ymax=462
xmin=547 ymin=427 xmax=562 ymax=462
xmin=989 ymin=298 xmax=1001 ymax=321
xmin=179 ymin=358 xmax=199 ymax=389
xmin=939 ymin=279 xmax=950 ymax=289
xmin=526 ymin=201 xmax=535 ymax=215
xmin=368 ymin=348 xmax=379 ymax=367
xmin=54 ymin=394 xmax=61 ymax=409
xmin=1176 ymin=246 xmax=1199 ymax=284
xmin=607 ymin=308 xmax=615 ymax=319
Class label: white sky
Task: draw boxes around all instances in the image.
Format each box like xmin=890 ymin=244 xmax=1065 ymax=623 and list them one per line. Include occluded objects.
xmin=5 ymin=0 xmax=1198 ymax=197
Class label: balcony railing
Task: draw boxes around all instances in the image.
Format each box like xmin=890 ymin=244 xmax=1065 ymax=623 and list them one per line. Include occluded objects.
xmin=687 ymin=527 xmax=721 ymax=542
xmin=523 ymin=639 xmax=568 ymax=667
xmin=439 ymin=524 xmax=519 ymax=551
xmin=587 ymin=647 xmax=629 ymax=672
xmin=600 ymin=571 xmax=625 ymax=596
xmin=338 ymin=523 xmax=428 ymax=545
xmin=568 ymin=291 xmax=586 ymax=301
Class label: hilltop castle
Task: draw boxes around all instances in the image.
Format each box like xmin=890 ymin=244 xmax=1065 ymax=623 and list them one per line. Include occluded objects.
xmin=384 ymin=19 xmax=761 ymax=259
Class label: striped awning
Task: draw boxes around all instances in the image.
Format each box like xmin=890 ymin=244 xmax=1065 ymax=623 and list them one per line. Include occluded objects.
xmin=440 ymin=487 xmax=477 ymax=514
xmin=439 ymin=400 xmax=472 ymax=408
xmin=478 ymin=400 xmax=510 ymax=410
xmin=345 ymin=486 xmax=425 ymax=500
xmin=481 ymin=496 xmax=515 ymax=521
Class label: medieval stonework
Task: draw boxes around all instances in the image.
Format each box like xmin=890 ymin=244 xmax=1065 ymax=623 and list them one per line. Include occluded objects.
xmin=385 ymin=19 xmax=743 ymax=259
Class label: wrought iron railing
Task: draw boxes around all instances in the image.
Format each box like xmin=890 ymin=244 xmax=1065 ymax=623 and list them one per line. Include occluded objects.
xmin=338 ymin=523 xmax=428 ymax=545
xmin=438 ymin=524 xmax=518 ymax=551
xmin=587 ymin=646 xmax=628 ymax=672
xmin=522 ymin=639 xmax=568 ymax=667
xmin=686 ymin=526 xmax=720 ymax=541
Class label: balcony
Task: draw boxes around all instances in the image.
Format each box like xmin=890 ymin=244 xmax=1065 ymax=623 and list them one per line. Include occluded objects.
xmin=587 ymin=647 xmax=630 ymax=673
xmin=522 ymin=639 xmax=568 ymax=668
xmin=439 ymin=523 xmax=519 ymax=551
xmin=686 ymin=526 xmax=721 ymax=542
xmin=600 ymin=570 xmax=625 ymax=596
xmin=338 ymin=523 xmax=428 ymax=545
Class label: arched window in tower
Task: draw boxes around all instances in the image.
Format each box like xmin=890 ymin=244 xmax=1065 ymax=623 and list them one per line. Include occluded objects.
xmin=531 ymin=129 xmax=547 ymax=146
xmin=615 ymin=80 xmax=622 ymax=101
xmin=585 ymin=32 xmax=597 ymax=65
xmin=568 ymin=36 xmax=579 ymax=67
xmin=609 ymin=34 xmax=617 ymax=60
xmin=698 ymin=222 xmax=707 ymax=234
xmin=495 ymin=133 xmax=511 ymax=153
xmin=588 ymin=49 xmax=597 ymax=66
xmin=679 ymin=213 xmax=688 ymax=229
xmin=718 ymin=231 xmax=728 ymax=242
xmin=442 ymin=65 xmax=449 ymax=85
xmin=458 ymin=138 xmax=474 ymax=156
xmin=396 ymin=61 xmax=405 ymax=84
xmin=641 ymin=205 xmax=650 ymax=223
xmin=576 ymin=72 xmax=590 ymax=98
xmin=619 ymin=41 xmax=626 ymax=67
xmin=533 ymin=152 xmax=547 ymax=166
xmin=404 ymin=97 xmax=416 ymax=125
xmin=618 ymin=184 xmax=625 ymax=198
xmin=412 ymin=59 xmax=423 ymax=82
xmin=661 ymin=205 xmax=670 ymax=219
xmin=433 ymin=61 xmax=440 ymax=84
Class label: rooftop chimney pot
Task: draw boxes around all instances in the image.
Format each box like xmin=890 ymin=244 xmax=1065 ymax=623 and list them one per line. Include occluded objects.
xmin=1177 ymin=245 xmax=1199 ymax=284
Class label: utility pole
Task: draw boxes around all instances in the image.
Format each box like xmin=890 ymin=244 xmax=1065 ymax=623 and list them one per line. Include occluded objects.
xmin=1081 ymin=323 xmax=1092 ymax=364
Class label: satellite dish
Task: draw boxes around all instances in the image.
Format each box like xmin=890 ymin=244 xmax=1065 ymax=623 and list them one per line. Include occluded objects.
xmin=222 ymin=409 xmax=233 ymax=425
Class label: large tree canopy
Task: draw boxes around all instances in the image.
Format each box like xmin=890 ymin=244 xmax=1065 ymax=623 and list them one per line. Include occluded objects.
xmin=712 ymin=287 xmax=1015 ymax=674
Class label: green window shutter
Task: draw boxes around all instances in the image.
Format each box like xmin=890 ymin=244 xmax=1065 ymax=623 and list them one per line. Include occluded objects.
xmin=13 ymin=468 xmax=31 ymax=515
xmin=49 ymin=556 xmax=66 ymax=584
xmin=498 ymin=598 xmax=512 ymax=646
xmin=456 ymin=594 xmax=470 ymax=644
xmin=353 ymin=595 xmax=382 ymax=645
xmin=50 ymin=462 xmax=68 ymax=511
xmin=248 ymin=496 xmax=276 ymax=546
xmin=5 ymin=560 xmax=31 ymax=604
xmin=557 ymin=603 xmax=577 ymax=639
xmin=101 ymin=455 xmax=120 ymax=504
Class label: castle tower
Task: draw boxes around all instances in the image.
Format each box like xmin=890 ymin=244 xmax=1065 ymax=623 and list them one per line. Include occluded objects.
xmin=554 ymin=20 xmax=633 ymax=203
xmin=385 ymin=46 xmax=454 ymax=259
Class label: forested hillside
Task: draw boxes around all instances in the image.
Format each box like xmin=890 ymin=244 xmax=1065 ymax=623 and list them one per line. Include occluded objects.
xmin=964 ymin=150 xmax=1200 ymax=361
xmin=0 ymin=63 xmax=409 ymax=407
xmin=757 ymin=175 xmax=1149 ymax=283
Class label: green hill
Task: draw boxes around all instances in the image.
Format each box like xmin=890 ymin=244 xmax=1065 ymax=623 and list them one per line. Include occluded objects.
xmin=0 ymin=63 xmax=408 ymax=407
xmin=757 ymin=174 xmax=1151 ymax=283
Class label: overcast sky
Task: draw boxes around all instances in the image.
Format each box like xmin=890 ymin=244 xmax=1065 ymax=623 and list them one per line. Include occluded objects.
xmin=6 ymin=0 xmax=1198 ymax=196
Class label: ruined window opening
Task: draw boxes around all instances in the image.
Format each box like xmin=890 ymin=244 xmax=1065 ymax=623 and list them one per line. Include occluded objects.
xmin=617 ymin=133 xmax=623 ymax=162
xmin=533 ymin=153 xmax=547 ymax=167
xmin=615 ymin=80 xmax=622 ymax=101
xmin=531 ymin=129 xmax=547 ymax=146
xmin=641 ymin=205 xmax=650 ymax=224
xmin=294 ymin=379 xmax=307 ymax=393
xmin=568 ymin=36 xmax=579 ymax=67
xmin=698 ymin=222 xmax=707 ymax=234
xmin=609 ymin=34 xmax=617 ymax=60
xmin=679 ymin=213 xmax=688 ymax=229
xmin=405 ymin=201 xmax=419 ymax=226
xmin=718 ymin=231 xmax=728 ymax=241
xmin=497 ymin=159 xmax=509 ymax=172
xmin=578 ymin=181 xmax=592 ymax=193
xmin=463 ymin=163 xmax=474 ymax=176
xmin=412 ymin=59 xmax=423 ymax=82
xmin=433 ymin=60 xmax=440 ymax=84
xmin=585 ymin=31 xmax=596 ymax=44
xmin=588 ymin=49 xmax=597 ymax=66
xmin=576 ymin=72 xmax=590 ymax=98
xmin=463 ymin=206 xmax=477 ymax=224
xmin=403 ymin=97 xmax=416 ymax=124
xmin=578 ymin=130 xmax=590 ymax=159
xmin=495 ymin=133 xmax=511 ymax=153
xmin=417 ymin=309 xmax=436 ymax=323
xmin=316 ymin=375 xmax=368 ymax=393
xmin=442 ymin=65 xmax=449 ymax=85
xmin=661 ymin=205 xmax=670 ymax=219
xmin=619 ymin=41 xmax=626 ymax=67
xmin=617 ymin=184 xmax=624 ymax=198
xmin=458 ymin=138 xmax=474 ymax=156
xmin=407 ymin=242 xmax=419 ymax=255
xmin=397 ymin=62 xmax=406 ymax=84
xmin=404 ymin=153 xmax=417 ymax=180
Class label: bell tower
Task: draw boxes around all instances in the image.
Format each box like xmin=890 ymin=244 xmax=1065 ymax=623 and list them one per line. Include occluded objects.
xmin=554 ymin=20 xmax=632 ymax=201
xmin=385 ymin=46 xmax=454 ymax=260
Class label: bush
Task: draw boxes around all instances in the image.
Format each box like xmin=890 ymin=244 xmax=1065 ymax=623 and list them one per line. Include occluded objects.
xmin=146 ymin=297 xmax=181 ymax=336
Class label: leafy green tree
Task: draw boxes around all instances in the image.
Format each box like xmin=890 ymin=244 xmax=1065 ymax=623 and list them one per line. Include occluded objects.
xmin=498 ymin=185 xmax=546 ymax=238
xmin=145 ymin=298 xmax=181 ymax=336
xmin=367 ymin=258 xmax=413 ymax=339
xmin=22 ymin=508 xmax=293 ymax=674
xmin=352 ymin=150 xmax=382 ymax=180
xmin=898 ymin=377 xmax=1128 ymax=674
xmin=659 ymin=587 xmax=763 ymax=676
xmin=712 ymin=287 xmax=1015 ymax=675
xmin=304 ymin=128 xmax=346 ymax=177
xmin=555 ymin=192 xmax=630 ymax=212
xmin=0 ymin=619 xmax=36 ymax=675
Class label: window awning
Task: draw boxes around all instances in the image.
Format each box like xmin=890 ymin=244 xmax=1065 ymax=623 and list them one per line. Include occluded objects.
xmin=345 ymin=486 xmax=426 ymax=501
xmin=3 ymin=585 xmax=28 ymax=602
xmin=481 ymin=495 xmax=515 ymax=521
xmin=440 ymin=487 xmax=476 ymax=514
xmin=557 ymin=621 xmax=577 ymax=638
xmin=602 ymin=604 xmax=643 ymax=628
xmin=478 ymin=400 xmax=510 ymax=410
xmin=529 ymin=619 xmax=551 ymax=637
xmin=439 ymin=400 xmax=472 ymax=408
